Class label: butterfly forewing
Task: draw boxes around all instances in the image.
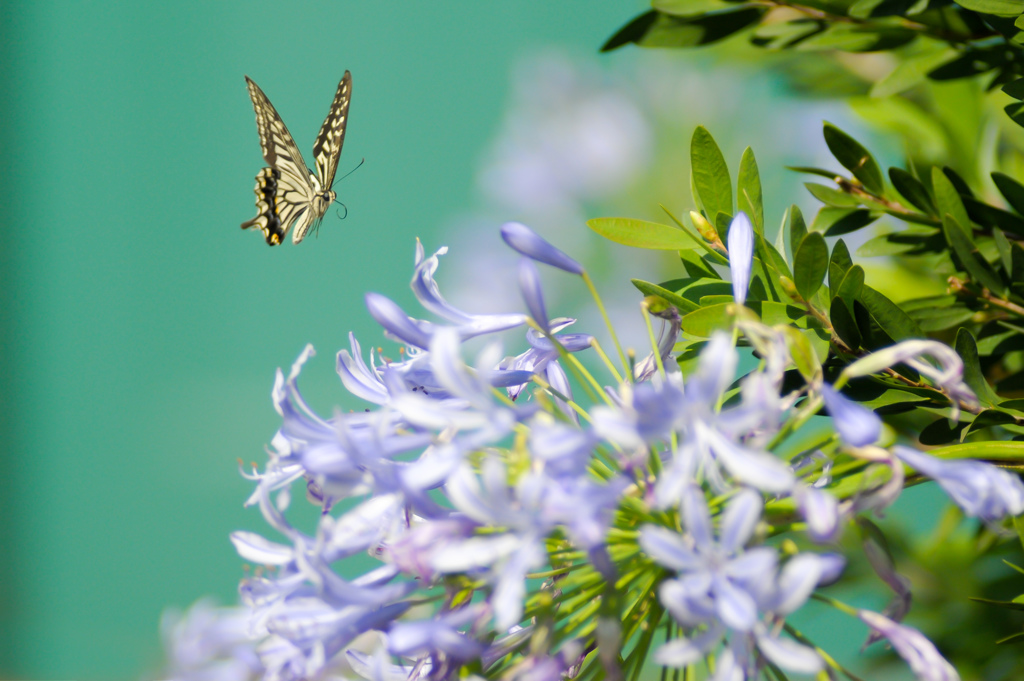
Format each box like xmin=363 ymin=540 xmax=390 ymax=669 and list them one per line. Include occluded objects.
xmin=312 ymin=70 xmax=352 ymax=190
xmin=244 ymin=77 xmax=317 ymax=195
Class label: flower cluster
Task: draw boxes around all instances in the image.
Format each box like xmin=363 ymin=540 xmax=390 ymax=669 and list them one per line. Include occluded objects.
xmin=162 ymin=216 xmax=1024 ymax=681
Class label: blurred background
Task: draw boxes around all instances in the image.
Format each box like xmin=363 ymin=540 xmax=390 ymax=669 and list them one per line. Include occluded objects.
xmin=0 ymin=1 xmax=903 ymax=679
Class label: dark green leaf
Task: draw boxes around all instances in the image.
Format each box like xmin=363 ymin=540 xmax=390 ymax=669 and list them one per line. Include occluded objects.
xmin=680 ymin=249 xmax=720 ymax=280
xmin=587 ymin=217 xmax=700 ymax=250
xmin=860 ymin=285 xmax=924 ymax=341
xmin=955 ymin=327 xmax=1001 ymax=406
xmin=932 ymin=166 xmax=971 ymax=231
xmin=823 ymin=122 xmax=885 ymax=194
xmin=943 ymin=167 xmax=974 ymax=198
xmin=761 ymin=301 xmax=811 ymax=327
xmin=930 ymin=49 xmax=1007 ymax=80
xmin=653 ymin=0 xmax=745 ymax=16
xmin=811 ymin=207 xmax=879 ymax=236
xmin=1004 ymin=77 xmax=1024 ymax=100
xmin=691 ymin=127 xmax=732 ymax=227
xmin=830 ymin=297 xmax=862 ymax=349
xmin=601 ymin=10 xmax=659 ymax=51
xmin=836 ymin=264 xmax=865 ymax=303
xmin=615 ymin=8 xmax=767 ymax=49
xmin=795 ymin=24 xmax=914 ymax=52
xmin=738 ymin=147 xmax=764 ymax=233
xmin=631 ymin=279 xmax=700 ymax=314
xmin=788 ymin=205 xmax=808 ymax=262
xmin=1006 ymin=101 xmax=1024 ymax=128
xmin=794 ymin=232 xmax=829 ymax=301
xmin=828 ymin=239 xmax=853 ymax=292
xmin=992 ymin=172 xmax=1024 ymax=215
xmin=908 ymin=305 xmax=975 ymax=332
xmin=963 ymin=197 xmax=1024 ymax=237
xmin=751 ymin=18 xmax=822 ymax=49
xmin=920 ymin=417 xmax=967 ymax=445
xmin=942 ymin=213 xmax=1006 ymax=295
xmin=889 ymin=167 xmax=936 ymax=214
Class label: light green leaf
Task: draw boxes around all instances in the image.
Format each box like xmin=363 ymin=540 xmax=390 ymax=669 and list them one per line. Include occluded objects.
xmin=836 ymin=264 xmax=865 ymax=303
xmin=823 ymin=122 xmax=885 ymax=194
xmin=631 ymin=279 xmax=700 ymax=313
xmin=794 ymin=232 xmax=829 ymax=301
xmin=738 ymin=147 xmax=764 ymax=234
xmin=871 ymin=49 xmax=956 ymax=97
xmin=587 ymin=217 xmax=699 ymax=250
xmin=691 ymin=126 xmax=732 ymax=225
xmin=788 ymin=205 xmax=808 ymax=262
xmin=805 ymin=182 xmax=862 ymax=208
xmin=681 ymin=303 xmax=735 ymax=337
xmin=953 ymin=0 xmax=1024 ymax=15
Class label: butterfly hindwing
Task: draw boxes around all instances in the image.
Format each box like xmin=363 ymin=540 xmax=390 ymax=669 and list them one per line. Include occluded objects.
xmin=312 ymin=70 xmax=352 ymax=190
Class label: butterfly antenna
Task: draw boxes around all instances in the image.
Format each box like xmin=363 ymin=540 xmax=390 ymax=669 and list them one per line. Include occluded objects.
xmin=332 ymin=157 xmax=365 ymax=189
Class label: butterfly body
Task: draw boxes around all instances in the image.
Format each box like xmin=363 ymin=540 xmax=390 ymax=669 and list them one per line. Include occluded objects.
xmin=241 ymin=72 xmax=351 ymax=245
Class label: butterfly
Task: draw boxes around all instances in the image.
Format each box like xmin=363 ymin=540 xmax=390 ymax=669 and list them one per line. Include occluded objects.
xmin=241 ymin=72 xmax=352 ymax=245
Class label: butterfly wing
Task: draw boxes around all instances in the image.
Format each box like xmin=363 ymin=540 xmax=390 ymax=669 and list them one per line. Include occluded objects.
xmin=241 ymin=76 xmax=318 ymax=245
xmin=312 ymin=71 xmax=352 ymax=190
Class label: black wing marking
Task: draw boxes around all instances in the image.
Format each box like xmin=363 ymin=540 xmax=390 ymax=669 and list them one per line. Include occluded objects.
xmin=312 ymin=71 xmax=352 ymax=190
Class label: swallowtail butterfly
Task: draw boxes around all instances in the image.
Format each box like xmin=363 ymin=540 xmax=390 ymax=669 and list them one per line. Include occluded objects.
xmin=241 ymin=72 xmax=352 ymax=245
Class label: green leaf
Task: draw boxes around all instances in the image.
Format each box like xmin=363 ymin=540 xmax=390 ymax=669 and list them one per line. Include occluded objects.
xmin=691 ymin=127 xmax=732 ymax=225
xmin=830 ymin=297 xmax=862 ymax=349
xmin=889 ymin=167 xmax=936 ymax=214
xmin=942 ymin=213 xmax=1006 ymax=295
xmin=828 ymin=239 xmax=853 ymax=292
xmin=857 ymin=233 xmax=920 ymax=257
xmin=631 ymin=279 xmax=700 ymax=314
xmin=1004 ymin=77 xmax=1024 ymax=100
xmin=737 ymin=147 xmax=764 ymax=234
xmin=836 ymin=264 xmax=865 ymax=303
xmin=681 ymin=303 xmax=735 ymax=337
xmin=953 ymin=0 xmax=1024 ymax=15
xmin=587 ymin=217 xmax=699 ymax=250
xmin=810 ymin=207 xmax=879 ymax=236
xmin=653 ymin=0 xmax=744 ymax=16
xmin=871 ymin=48 xmax=956 ymax=97
xmin=794 ymin=232 xmax=829 ymax=301
xmin=680 ymin=249 xmax=720 ymax=280
xmin=761 ymin=300 xmax=811 ymax=327
xmin=992 ymin=172 xmax=1024 ymax=215
xmin=963 ymin=197 xmax=1024 ymax=237
xmin=783 ymin=326 xmax=821 ymax=381
xmin=932 ymin=166 xmax=971 ymax=230
xmin=955 ymin=328 xmax=1001 ymax=406
xmin=787 ymin=165 xmax=841 ymax=180
xmin=805 ymin=182 xmax=862 ymax=208
xmin=788 ymin=205 xmax=808 ymax=262
xmin=823 ymin=122 xmax=885 ymax=194
xmin=908 ymin=304 xmax=975 ymax=332
xmin=795 ymin=24 xmax=914 ymax=52
xmin=995 ymin=228 xmax=1013 ymax=274
xmin=601 ymin=10 xmax=659 ymax=51
xmin=860 ymin=285 xmax=924 ymax=341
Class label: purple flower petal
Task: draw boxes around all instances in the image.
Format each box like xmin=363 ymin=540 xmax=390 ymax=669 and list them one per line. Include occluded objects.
xmin=859 ymin=610 xmax=960 ymax=681
xmin=518 ymin=258 xmax=550 ymax=333
xmin=719 ymin=488 xmax=763 ymax=553
xmin=755 ymin=631 xmax=823 ymax=674
xmin=501 ymin=222 xmax=584 ymax=274
xmin=365 ymin=292 xmax=435 ymax=349
xmin=821 ymin=384 xmax=881 ymax=447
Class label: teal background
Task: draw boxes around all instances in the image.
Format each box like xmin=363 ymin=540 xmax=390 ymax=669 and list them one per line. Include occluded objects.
xmin=0 ymin=2 xmax=646 ymax=678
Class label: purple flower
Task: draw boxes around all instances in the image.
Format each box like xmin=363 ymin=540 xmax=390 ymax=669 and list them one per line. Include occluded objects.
xmin=859 ymin=610 xmax=960 ymax=681
xmin=500 ymin=221 xmax=585 ymax=274
xmin=159 ymin=600 xmax=262 ymax=681
xmin=894 ymin=446 xmax=1024 ymax=521
xmin=387 ymin=606 xmax=487 ymax=663
xmin=727 ymin=212 xmax=755 ymax=306
xmin=820 ymin=384 xmax=881 ymax=447
xmin=518 ymin=257 xmax=550 ymax=333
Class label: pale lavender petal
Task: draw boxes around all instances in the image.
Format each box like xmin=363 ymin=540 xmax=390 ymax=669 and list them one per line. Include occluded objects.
xmin=859 ymin=610 xmax=960 ymax=681
xmin=501 ymin=222 xmax=584 ymax=274
xmin=711 ymin=574 xmax=758 ymax=632
xmin=681 ymin=484 xmax=714 ymax=548
xmin=652 ymin=625 xmax=722 ymax=666
xmin=230 ymin=531 xmax=293 ymax=565
xmin=639 ymin=525 xmax=701 ymax=571
xmin=710 ymin=646 xmax=744 ymax=681
xmin=821 ymin=384 xmax=881 ymax=447
xmin=796 ymin=485 xmax=842 ymax=542
xmin=774 ymin=553 xmax=836 ymax=615
xmin=727 ymin=212 xmax=754 ymax=306
xmin=365 ymin=292 xmax=434 ymax=349
xmin=336 ymin=336 xmax=389 ymax=405
xmin=755 ymin=631 xmax=823 ymax=674
xmin=894 ymin=446 xmax=1024 ymax=521
xmin=719 ymin=488 xmax=763 ymax=553
xmin=518 ymin=258 xmax=550 ymax=333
